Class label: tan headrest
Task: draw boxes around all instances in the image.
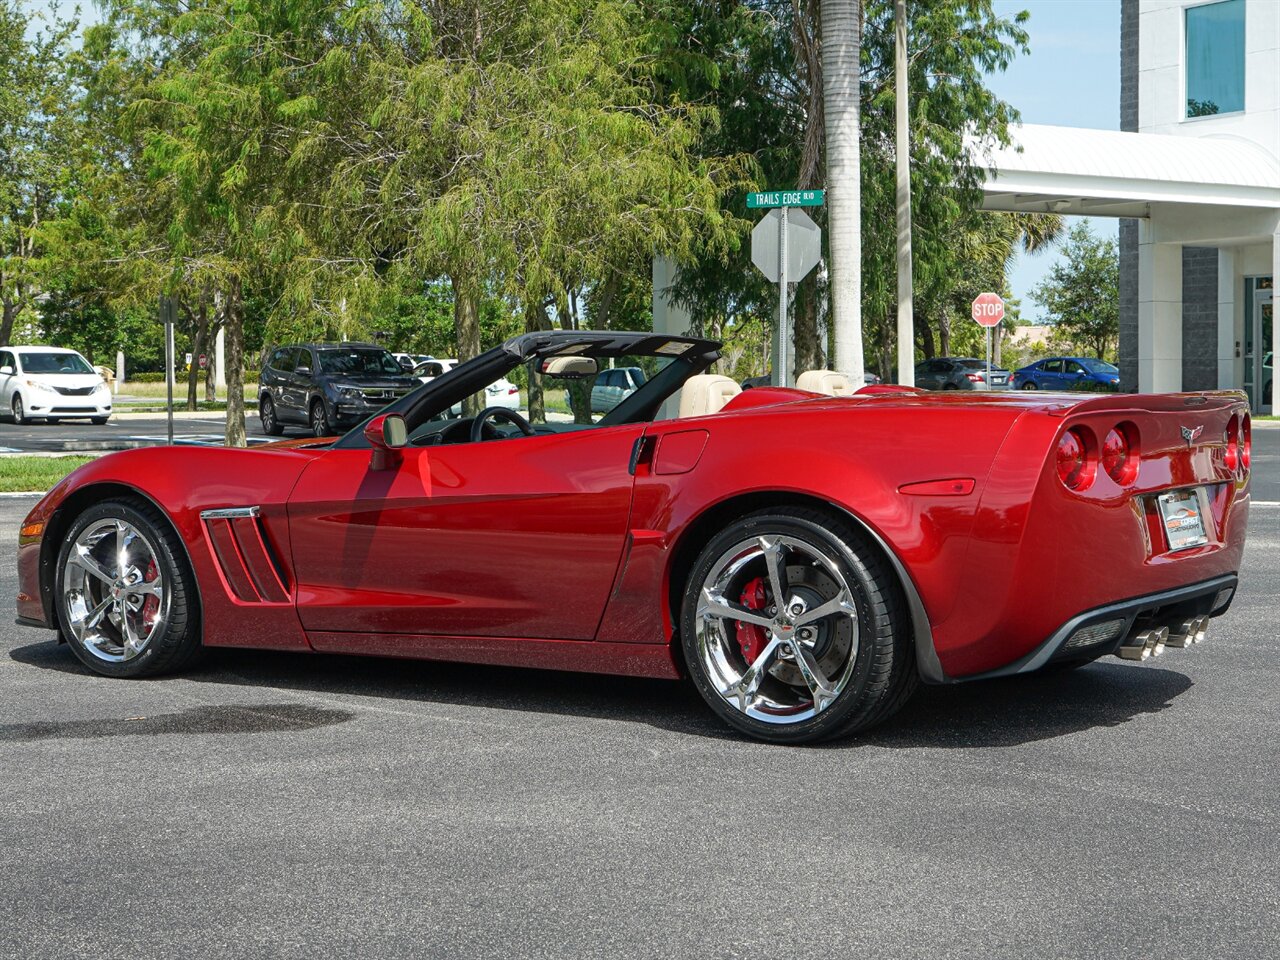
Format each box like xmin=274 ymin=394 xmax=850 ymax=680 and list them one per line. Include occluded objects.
xmin=677 ymin=374 xmax=742 ymax=418
xmin=796 ymin=369 xmax=854 ymax=397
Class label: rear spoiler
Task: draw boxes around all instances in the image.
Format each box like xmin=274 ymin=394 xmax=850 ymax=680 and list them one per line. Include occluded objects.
xmin=1045 ymin=390 xmax=1248 ymax=418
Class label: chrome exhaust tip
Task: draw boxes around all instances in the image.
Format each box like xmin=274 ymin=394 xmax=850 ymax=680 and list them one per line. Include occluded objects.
xmin=1193 ymin=615 xmax=1209 ymax=644
xmin=1145 ymin=626 xmax=1168 ymax=659
xmin=1167 ymin=618 xmax=1198 ymax=648
xmin=1117 ymin=630 xmax=1155 ymax=661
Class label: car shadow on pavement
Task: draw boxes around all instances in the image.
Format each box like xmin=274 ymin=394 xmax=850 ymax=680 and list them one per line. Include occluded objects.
xmin=9 ymin=639 xmax=1192 ymax=748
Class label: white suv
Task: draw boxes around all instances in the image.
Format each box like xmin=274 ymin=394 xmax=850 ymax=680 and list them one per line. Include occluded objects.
xmin=0 ymin=347 xmax=113 ymax=424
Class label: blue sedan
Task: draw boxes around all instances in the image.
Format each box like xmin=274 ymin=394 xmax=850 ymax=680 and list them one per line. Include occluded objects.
xmin=1012 ymin=357 xmax=1121 ymax=392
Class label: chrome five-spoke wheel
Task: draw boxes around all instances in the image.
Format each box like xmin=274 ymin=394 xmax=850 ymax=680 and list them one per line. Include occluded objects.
xmin=62 ymin=518 xmax=169 ymax=663
xmin=56 ymin=499 xmax=202 ymax=678
xmin=681 ymin=508 xmax=916 ymax=744
xmin=696 ymin=534 xmax=859 ymax=723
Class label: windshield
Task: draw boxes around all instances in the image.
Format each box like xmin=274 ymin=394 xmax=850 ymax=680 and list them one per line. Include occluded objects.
xmin=443 ymin=355 xmax=675 ymax=428
xmin=20 ymin=352 xmax=94 ymax=375
xmin=317 ymin=348 xmax=403 ymax=377
xmin=1080 ymin=359 xmax=1119 ymax=374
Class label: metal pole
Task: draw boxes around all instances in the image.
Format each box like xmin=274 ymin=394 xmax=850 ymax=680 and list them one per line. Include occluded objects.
xmin=985 ymin=328 xmax=992 ymax=391
xmin=163 ymin=299 xmax=175 ymax=445
xmin=776 ymin=206 xmax=789 ymax=387
xmin=894 ymin=0 xmax=915 ymax=386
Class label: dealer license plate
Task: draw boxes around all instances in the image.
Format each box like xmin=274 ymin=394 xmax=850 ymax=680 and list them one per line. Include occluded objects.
xmin=1157 ymin=489 xmax=1208 ymax=551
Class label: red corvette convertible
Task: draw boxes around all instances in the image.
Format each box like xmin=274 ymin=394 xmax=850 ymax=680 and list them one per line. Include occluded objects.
xmin=15 ymin=331 xmax=1252 ymax=743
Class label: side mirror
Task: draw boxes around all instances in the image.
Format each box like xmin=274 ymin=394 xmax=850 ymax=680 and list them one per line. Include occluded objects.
xmin=364 ymin=413 xmax=407 ymax=470
xmin=295 ymin=365 xmax=311 ymax=376
xmin=0 ymin=365 xmax=12 ymax=375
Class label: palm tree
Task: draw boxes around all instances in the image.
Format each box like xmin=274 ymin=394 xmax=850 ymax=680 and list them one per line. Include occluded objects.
xmin=821 ymin=0 xmax=865 ymax=386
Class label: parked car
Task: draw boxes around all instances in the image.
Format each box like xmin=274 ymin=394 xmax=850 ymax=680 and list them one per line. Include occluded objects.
xmin=411 ymin=358 xmax=458 ymax=383
xmin=258 ymin=342 xmax=420 ymax=437
xmin=914 ymin=357 xmax=1011 ymax=390
xmin=1013 ymin=357 xmax=1121 ymax=391
xmin=591 ymin=366 xmax=647 ymax=412
xmin=393 ymin=352 xmax=432 ymax=372
xmin=0 ymin=346 xmax=112 ymax=424
xmin=18 ymin=329 xmax=1252 ymax=745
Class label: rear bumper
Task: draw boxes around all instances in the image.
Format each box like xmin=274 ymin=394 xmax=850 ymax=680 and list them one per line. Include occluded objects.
xmin=933 ymin=574 xmax=1237 ymax=682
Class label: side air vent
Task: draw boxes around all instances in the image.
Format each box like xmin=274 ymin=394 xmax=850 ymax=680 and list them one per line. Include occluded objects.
xmin=200 ymin=507 xmax=290 ymax=604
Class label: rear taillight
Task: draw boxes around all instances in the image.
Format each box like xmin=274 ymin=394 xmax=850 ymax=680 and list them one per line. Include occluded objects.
xmin=1102 ymin=423 xmax=1139 ymax=486
xmin=1242 ymin=414 xmax=1251 ymax=472
xmin=965 ymin=373 xmax=983 ymax=382
xmin=1056 ymin=427 xmax=1096 ymax=491
xmin=1224 ymin=416 xmax=1240 ymax=473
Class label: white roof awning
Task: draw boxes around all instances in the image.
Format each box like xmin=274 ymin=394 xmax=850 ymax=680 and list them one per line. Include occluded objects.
xmin=977 ymin=124 xmax=1280 ymax=218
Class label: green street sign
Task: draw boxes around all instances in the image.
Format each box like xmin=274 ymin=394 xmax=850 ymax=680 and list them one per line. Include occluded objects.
xmin=747 ymin=189 xmax=825 ymax=209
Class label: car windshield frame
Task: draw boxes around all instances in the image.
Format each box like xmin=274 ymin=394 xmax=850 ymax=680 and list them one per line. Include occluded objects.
xmin=332 ymin=331 xmax=721 ymax=450
xmin=316 ymin=347 xmax=405 ymax=377
xmin=19 ymin=352 xmax=94 ymax=375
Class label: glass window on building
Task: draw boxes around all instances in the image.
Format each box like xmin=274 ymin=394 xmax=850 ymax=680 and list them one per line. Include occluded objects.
xmin=1185 ymin=0 xmax=1246 ymax=118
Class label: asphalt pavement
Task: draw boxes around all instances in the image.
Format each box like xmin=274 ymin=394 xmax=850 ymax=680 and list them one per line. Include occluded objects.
xmin=0 ymin=433 xmax=1277 ymax=959
xmin=0 ymin=412 xmax=277 ymax=453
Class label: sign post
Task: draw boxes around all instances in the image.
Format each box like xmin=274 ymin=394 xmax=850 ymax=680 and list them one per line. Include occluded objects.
xmin=970 ymin=292 xmax=1005 ymax=390
xmin=751 ymin=191 xmax=824 ymax=387
xmin=160 ymin=296 xmax=177 ymax=445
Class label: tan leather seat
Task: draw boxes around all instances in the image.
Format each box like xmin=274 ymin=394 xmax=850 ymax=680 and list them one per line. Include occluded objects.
xmin=796 ymin=369 xmax=855 ymax=397
xmin=676 ymin=374 xmax=742 ymax=418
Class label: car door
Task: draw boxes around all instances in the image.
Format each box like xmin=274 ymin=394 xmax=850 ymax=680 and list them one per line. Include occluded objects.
xmin=1063 ymin=360 xmax=1088 ymax=389
xmin=0 ymin=350 xmax=15 ymax=407
xmin=1041 ymin=359 xmax=1064 ymax=388
xmin=263 ymin=348 xmax=293 ymax=420
xmin=284 ymin=348 xmax=315 ymax=421
xmin=286 ymin=422 xmax=647 ymax=640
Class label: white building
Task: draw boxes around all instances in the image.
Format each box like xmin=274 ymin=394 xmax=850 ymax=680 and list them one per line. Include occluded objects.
xmin=982 ymin=0 xmax=1279 ymax=412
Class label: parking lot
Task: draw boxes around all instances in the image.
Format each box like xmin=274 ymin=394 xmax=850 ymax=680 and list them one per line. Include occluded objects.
xmin=0 ymin=428 xmax=1277 ymax=959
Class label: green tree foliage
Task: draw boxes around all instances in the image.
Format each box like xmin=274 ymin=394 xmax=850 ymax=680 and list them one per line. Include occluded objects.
xmin=669 ymin=0 xmax=1039 ymax=379
xmin=1030 ymin=222 xmax=1119 ymax=360
xmin=0 ymin=1 xmax=80 ymax=345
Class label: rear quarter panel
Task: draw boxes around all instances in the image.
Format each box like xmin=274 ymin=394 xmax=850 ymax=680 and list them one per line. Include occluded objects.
xmin=600 ymin=397 xmax=1027 ymax=653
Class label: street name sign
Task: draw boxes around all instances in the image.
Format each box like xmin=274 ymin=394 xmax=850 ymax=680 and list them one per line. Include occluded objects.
xmin=747 ymin=189 xmax=825 ymax=209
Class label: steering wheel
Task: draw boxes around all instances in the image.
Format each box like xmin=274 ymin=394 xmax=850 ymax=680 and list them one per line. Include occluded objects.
xmin=470 ymin=406 xmax=537 ymax=443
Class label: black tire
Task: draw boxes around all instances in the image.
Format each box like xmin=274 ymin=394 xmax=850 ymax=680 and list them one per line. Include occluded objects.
xmin=1022 ymin=381 xmax=1038 ymax=390
xmin=260 ymin=394 xmax=283 ymax=436
xmin=942 ymin=383 xmax=958 ymax=390
xmin=54 ymin=498 xmax=203 ymax=678
xmin=680 ymin=507 xmax=917 ymax=744
xmin=91 ymin=416 xmax=109 ymax=425
xmin=310 ymin=398 xmax=332 ymax=437
xmin=12 ymin=394 xmax=25 ymax=424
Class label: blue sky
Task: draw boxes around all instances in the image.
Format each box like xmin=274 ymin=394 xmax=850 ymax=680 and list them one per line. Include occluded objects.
xmin=986 ymin=0 xmax=1122 ymax=321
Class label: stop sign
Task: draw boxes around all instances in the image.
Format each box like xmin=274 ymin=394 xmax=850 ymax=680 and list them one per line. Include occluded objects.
xmin=199 ymin=354 xmax=208 ymax=369
xmin=971 ymin=292 xmax=1004 ymax=327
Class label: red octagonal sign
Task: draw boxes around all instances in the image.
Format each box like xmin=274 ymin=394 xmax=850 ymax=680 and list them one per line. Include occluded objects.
xmin=971 ymin=292 xmax=1004 ymax=328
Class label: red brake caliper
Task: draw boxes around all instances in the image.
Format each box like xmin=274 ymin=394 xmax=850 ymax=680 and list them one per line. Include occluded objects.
xmin=141 ymin=558 xmax=160 ymax=632
xmin=736 ymin=577 xmax=769 ymax=665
